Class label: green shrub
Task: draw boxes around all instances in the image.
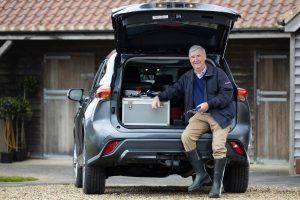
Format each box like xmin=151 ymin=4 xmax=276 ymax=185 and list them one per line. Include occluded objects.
xmin=0 ymin=97 xmax=18 ymax=119
xmin=0 ymin=97 xmax=32 ymax=120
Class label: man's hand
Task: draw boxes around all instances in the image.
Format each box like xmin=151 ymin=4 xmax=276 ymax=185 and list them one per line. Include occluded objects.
xmin=199 ymin=102 xmax=209 ymax=113
xmin=151 ymin=96 xmax=161 ymax=109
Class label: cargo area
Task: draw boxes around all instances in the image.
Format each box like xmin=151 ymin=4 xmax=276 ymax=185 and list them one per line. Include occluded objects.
xmin=118 ymin=57 xmax=237 ymax=128
xmin=119 ymin=57 xmax=191 ymax=127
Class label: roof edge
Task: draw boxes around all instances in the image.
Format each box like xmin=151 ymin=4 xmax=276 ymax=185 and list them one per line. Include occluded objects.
xmin=0 ymin=29 xmax=291 ymax=40
xmin=229 ymin=32 xmax=290 ymax=39
xmin=0 ymin=31 xmax=114 ymax=40
xmin=284 ymin=12 xmax=300 ymax=32
xmin=230 ymin=28 xmax=290 ymax=39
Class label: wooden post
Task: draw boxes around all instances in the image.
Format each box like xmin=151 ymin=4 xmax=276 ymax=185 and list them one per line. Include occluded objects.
xmin=296 ymin=158 xmax=300 ymax=174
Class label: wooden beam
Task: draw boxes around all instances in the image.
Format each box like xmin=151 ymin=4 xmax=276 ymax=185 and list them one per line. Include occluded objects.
xmin=0 ymin=32 xmax=290 ymax=40
xmin=289 ymin=33 xmax=296 ymax=175
xmin=0 ymin=33 xmax=114 ymax=40
xmin=229 ymin=32 xmax=290 ymax=39
xmin=0 ymin=40 xmax=12 ymax=57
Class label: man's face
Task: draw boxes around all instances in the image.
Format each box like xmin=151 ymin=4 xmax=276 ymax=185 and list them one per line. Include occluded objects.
xmin=189 ymin=49 xmax=206 ymax=73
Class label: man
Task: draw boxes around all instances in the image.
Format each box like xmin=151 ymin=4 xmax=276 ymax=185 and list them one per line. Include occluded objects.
xmin=151 ymin=45 xmax=234 ymax=198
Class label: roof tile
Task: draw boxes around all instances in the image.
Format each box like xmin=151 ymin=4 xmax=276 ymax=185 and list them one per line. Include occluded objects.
xmin=0 ymin=0 xmax=299 ymax=32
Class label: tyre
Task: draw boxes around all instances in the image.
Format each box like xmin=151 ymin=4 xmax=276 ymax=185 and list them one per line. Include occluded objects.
xmin=223 ymin=164 xmax=249 ymax=193
xmin=73 ymin=143 xmax=82 ymax=188
xmin=82 ymin=141 xmax=106 ymax=194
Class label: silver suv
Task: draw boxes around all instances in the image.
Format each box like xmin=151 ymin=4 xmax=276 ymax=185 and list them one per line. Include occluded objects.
xmin=68 ymin=2 xmax=251 ymax=195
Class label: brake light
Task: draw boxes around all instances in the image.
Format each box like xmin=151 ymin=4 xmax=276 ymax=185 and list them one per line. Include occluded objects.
xmin=230 ymin=141 xmax=244 ymax=155
xmin=102 ymin=140 xmax=119 ymax=155
xmin=159 ymin=23 xmax=181 ymax=27
xmin=237 ymin=88 xmax=248 ymax=102
xmin=95 ymin=87 xmax=111 ymax=100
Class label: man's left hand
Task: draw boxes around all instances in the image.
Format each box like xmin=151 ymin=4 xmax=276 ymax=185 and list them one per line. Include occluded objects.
xmin=199 ymin=102 xmax=209 ymax=113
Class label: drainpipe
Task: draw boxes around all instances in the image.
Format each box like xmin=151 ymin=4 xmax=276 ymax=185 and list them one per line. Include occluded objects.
xmin=0 ymin=40 xmax=13 ymax=58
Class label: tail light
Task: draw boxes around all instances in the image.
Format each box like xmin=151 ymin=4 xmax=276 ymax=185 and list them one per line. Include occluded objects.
xmin=102 ymin=140 xmax=120 ymax=156
xmin=237 ymin=88 xmax=248 ymax=102
xmin=95 ymin=87 xmax=111 ymax=100
xmin=230 ymin=141 xmax=244 ymax=155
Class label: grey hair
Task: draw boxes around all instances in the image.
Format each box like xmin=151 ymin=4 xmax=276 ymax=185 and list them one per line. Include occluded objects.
xmin=189 ymin=45 xmax=206 ymax=57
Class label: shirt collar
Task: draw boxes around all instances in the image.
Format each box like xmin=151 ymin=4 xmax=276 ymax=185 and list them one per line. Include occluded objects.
xmin=195 ymin=65 xmax=207 ymax=79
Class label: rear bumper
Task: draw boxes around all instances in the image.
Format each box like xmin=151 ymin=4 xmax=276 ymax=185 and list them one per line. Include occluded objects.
xmin=88 ymin=137 xmax=248 ymax=167
xmin=89 ymin=139 xmax=184 ymax=166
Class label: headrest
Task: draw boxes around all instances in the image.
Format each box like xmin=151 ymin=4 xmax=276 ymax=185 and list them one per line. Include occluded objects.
xmin=154 ymin=74 xmax=173 ymax=84
xmin=124 ymin=66 xmax=140 ymax=82
xmin=206 ymin=58 xmax=217 ymax=67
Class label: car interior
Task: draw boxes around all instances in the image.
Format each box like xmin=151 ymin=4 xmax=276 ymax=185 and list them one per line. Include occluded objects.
xmin=120 ymin=57 xmax=237 ymax=128
xmin=121 ymin=58 xmax=192 ymax=127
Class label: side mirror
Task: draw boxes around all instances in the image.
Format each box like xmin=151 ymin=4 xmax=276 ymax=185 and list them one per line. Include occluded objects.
xmin=67 ymin=89 xmax=84 ymax=102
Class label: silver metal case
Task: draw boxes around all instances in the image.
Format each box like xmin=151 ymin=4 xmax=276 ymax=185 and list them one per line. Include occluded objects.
xmin=122 ymin=97 xmax=170 ymax=126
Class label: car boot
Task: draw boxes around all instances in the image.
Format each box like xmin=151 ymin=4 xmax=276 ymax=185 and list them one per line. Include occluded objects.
xmin=208 ymin=157 xmax=227 ymax=198
xmin=185 ymin=149 xmax=210 ymax=192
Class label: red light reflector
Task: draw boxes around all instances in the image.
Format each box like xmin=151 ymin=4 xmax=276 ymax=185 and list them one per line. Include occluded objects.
xmin=237 ymin=88 xmax=248 ymax=97
xmin=95 ymin=87 xmax=111 ymax=99
xmin=102 ymin=140 xmax=119 ymax=155
xmin=230 ymin=141 xmax=244 ymax=155
xmin=237 ymin=88 xmax=248 ymax=101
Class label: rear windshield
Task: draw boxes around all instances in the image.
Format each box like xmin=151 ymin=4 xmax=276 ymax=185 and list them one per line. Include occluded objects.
xmin=125 ymin=22 xmax=226 ymax=53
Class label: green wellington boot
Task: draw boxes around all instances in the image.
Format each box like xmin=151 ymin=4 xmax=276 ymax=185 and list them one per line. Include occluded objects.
xmin=208 ymin=158 xmax=227 ymax=198
xmin=185 ymin=149 xmax=210 ymax=192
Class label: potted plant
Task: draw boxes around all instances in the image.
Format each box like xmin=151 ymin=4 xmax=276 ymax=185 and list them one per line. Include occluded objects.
xmin=0 ymin=76 xmax=37 ymax=163
xmin=0 ymin=97 xmax=18 ymax=163
xmin=14 ymin=76 xmax=38 ymax=160
xmin=14 ymin=97 xmax=32 ymax=161
xmin=0 ymin=96 xmax=32 ymax=162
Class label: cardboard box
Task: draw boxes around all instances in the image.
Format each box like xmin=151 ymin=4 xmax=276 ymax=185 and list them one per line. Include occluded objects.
xmin=122 ymin=97 xmax=170 ymax=126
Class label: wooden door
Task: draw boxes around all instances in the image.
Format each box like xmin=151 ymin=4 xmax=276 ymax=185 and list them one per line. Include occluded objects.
xmin=255 ymin=54 xmax=289 ymax=163
xmin=43 ymin=53 xmax=95 ymax=155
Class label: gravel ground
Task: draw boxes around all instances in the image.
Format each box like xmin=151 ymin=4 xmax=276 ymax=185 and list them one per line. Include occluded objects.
xmin=1 ymin=185 xmax=299 ymax=200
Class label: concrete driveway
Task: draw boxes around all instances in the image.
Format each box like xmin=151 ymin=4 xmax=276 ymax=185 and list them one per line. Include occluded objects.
xmin=0 ymin=156 xmax=299 ymax=187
